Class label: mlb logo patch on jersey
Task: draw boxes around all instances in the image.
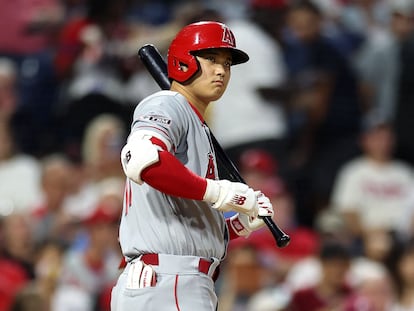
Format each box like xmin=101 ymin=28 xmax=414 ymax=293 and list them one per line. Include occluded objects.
xmin=140 ymin=114 xmax=172 ymax=126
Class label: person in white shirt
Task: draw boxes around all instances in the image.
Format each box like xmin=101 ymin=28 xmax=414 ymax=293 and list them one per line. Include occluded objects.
xmin=330 ymin=112 xmax=414 ymax=242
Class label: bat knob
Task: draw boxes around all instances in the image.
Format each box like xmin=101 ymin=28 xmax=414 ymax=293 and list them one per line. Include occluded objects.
xmin=277 ymin=235 xmax=291 ymax=248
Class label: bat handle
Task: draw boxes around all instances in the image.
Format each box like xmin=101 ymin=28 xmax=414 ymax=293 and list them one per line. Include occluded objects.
xmin=262 ymin=216 xmax=291 ymax=248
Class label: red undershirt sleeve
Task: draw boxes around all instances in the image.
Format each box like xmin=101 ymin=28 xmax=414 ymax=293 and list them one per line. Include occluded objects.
xmin=140 ymin=137 xmax=242 ymax=239
xmin=140 ymin=148 xmax=208 ymax=201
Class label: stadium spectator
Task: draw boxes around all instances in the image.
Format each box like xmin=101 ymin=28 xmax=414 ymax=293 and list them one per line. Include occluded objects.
xmin=30 ymin=154 xmax=78 ymax=246
xmin=10 ymin=239 xmax=65 ymax=311
xmin=352 ymin=0 xmax=414 ymax=122
xmin=394 ymin=0 xmax=414 ymax=167
xmin=0 ymin=0 xmax=64 ymax=156
xmin=51 ymin=201 xmax=121 ymax=311
xmin=0 ymin=122 xmax=41 ymax=214
xmin=330 ymin=112 xmax=414 ymax=247
xmin=287 ymin=242 xmax=353 ymax=311
xmin=61 ymin=113 xmax=125 ymax=220
xmin=339 ymin=0 xmax=390 ymax=38
xmin=344 ymin=259 xmax=397 ymax=311
xmin=2 ymin=2 xmax=414 ymax=311
xmin=279 ymin=0 xmax=363 ymax=226
xmin=237 ymin=148 xmax=320 ymax=262
xmin=209 ymin=0 xmax=289 ymax=167
xmin=218 ymin=243 xmax=274 ymax=311
xmin=0 ymin=212 xmax=35 ymax=310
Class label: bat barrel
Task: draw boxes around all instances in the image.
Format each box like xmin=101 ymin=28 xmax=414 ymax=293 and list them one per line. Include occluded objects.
xmin=138 ymin=44 xmax=171 ymax=90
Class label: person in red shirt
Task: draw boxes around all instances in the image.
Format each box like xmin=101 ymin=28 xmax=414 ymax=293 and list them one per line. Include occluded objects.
xmin=288 ymin=242 xmax=353 ymax=311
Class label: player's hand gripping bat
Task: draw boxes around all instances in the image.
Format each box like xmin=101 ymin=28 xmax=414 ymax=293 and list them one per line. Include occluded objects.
xmin=138 ymin=44 xmax=290 ymax=248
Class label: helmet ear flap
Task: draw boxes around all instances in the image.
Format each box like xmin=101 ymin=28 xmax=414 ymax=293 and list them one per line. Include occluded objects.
xmin=171 ymin=57 xmax=180 ymax=72
xmin=168 ymin=53 xmax=200 ymax=83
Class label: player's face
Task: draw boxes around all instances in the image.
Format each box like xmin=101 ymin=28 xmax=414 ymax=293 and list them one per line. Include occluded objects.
xmin=186 ymin=49 xmax=232 ymax=106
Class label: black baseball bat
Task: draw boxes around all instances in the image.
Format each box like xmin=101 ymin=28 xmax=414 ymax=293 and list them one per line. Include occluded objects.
xmin=138 ymin=44 xmax=290 ymax=248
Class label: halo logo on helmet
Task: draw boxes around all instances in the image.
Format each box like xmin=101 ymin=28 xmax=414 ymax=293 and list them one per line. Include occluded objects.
xmin=167 ymin=21 xmax=249 ymax=83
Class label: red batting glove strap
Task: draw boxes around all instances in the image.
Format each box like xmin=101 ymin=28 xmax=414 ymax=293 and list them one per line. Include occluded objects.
xmin=228 ymin=214 xmax=250 ymax=238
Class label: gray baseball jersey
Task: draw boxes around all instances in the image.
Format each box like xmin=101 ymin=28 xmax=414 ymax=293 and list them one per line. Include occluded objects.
xmin=118 ymin=90 xmax=228 ymax=261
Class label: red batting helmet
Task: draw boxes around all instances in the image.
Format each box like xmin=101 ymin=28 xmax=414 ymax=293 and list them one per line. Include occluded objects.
xmin=167 ymin=21 xmax=249 ymax=83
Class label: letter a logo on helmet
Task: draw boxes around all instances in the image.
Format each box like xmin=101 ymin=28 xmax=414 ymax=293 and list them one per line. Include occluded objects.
xmin=168 ymin=21 xmax=249 ymax=83
xmin=222 ymin=25 xmax=235 ymax=46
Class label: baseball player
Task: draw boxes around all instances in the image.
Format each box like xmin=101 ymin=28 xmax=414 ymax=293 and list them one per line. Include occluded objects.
xmin=111 ymin=21 xmax=274 ymax=311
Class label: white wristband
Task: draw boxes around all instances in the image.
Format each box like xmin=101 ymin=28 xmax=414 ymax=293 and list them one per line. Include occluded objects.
xmin=203 ymin=179 xmax=220 ymax=203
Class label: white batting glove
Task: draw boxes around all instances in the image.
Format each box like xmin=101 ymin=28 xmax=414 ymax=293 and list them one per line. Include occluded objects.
xmin=229 ymin=191 xmax=274 ymax=237
xmin=203 ymin=179 xmax=258 ymax=217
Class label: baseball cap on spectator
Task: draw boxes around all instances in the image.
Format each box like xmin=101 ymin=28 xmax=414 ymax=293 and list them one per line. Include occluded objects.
xmin=347 ymin=259 xmax=389 ymax=288
xmin=360 ymin=111 xmax=391 ymax=133
xmin=239 ymin=149 xmax=278 ymax=175
xmin=83 ymin=203 xmax=120 ymax=226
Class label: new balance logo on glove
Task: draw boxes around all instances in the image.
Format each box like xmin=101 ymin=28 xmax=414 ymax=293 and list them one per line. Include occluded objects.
xmin=231 ymin=195 xmax=247 ymax=206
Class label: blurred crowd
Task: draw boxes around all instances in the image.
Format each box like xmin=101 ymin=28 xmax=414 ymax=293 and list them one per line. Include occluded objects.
xmin=2 ymin=0 xmax=414 ymax=310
